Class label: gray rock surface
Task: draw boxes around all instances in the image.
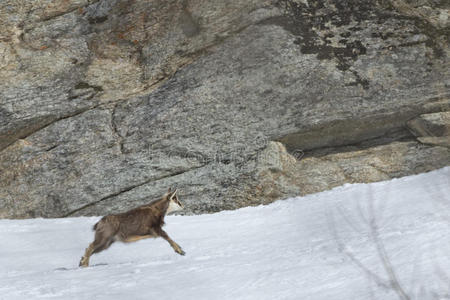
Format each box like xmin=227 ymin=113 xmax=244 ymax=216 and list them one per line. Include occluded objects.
xmin=407 ymin=111 xmax=450 ymax=146
xmin=0 ymin=0 xmax=449 ymax=218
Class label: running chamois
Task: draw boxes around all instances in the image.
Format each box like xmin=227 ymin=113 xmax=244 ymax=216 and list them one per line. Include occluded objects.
xmin=79 ymin=188 xmax=185 ymax=267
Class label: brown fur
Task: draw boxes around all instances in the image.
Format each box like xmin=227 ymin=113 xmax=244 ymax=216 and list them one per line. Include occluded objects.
xmin=79 ymin=188 xmax=184 ymax=267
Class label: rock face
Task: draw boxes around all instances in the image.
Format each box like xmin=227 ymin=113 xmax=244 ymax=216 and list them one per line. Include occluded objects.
xmin=407 ymin=111 xmax=450 ymax=147
xmin=0 ymin=0 xmax=449 ymax=218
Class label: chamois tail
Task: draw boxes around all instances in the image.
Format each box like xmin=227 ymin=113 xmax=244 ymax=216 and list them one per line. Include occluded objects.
xmin=92 ymin=217 xmax=104 ymax=231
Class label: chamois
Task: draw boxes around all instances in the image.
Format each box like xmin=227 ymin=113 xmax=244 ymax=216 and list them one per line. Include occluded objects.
xmin=79 ymin=188 xmax=185 ymax=267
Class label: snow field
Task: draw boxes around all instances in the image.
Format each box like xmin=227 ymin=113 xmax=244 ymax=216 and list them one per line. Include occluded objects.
xmin=0 ymin=167 xmax=449 ymax=300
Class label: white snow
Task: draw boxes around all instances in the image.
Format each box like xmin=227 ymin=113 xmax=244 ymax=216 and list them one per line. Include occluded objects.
xmin=1 ymin=167 xmax=450 ymax=300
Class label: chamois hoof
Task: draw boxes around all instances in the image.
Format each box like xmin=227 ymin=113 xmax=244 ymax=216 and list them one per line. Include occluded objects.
xmin=177 ymin=249 xmax=186 ymax=256
xmin=79 ymin=257 xmax=89 ymax=267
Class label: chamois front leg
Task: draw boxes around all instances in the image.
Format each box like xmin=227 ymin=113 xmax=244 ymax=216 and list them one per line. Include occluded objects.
xmin=79 ymin=243 xmax=95 ymax=267
xmin=157 ymin=228 xmax=185 ymax=256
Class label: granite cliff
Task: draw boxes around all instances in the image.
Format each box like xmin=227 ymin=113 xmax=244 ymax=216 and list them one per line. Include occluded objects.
xmin=0 ymin=0 xmax=449 ymax=218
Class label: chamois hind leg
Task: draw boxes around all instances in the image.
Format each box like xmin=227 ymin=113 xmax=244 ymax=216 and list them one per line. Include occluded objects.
xmin=79 ymin=227 xmax=115 ymax=267
xmin=157 ymin=228 xmax=185 ymax=256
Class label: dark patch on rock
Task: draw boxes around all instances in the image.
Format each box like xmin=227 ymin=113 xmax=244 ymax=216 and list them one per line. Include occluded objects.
xmin=88 ymin=15 xmax=108 ymax=24
xmin=44 ymin=192 xmax=67 ymax=218
xmin=346 ymin=70 xmax=370 ymax=90
xmin=221 ymin=159 xmax=231 ymax=165
xmin=348 ymin=26 xmax=363 ymax=31
xmin=304 ymin=127 xmax=415 ymax=158
xmin=381 ymin=40 xmax=427 ymax=50
xmin=371 ymin=31 xmax=395 ymax=40
xmin=68 ymin=82 xmax=104 ymax=100
xmin=376 ymin=1 xmax=448 ymax=58
xmin=271 ymin=0 xmax=373 ymax=71
xmin=0 ymin=107 xmax=12 ymax=128
xmin=84 ymin=0 xmax=117 ymax=26
xmin=179 ymin=10 xmax=201 ymax=37
xmin=74 ymin=82 xmax=104 ymax=92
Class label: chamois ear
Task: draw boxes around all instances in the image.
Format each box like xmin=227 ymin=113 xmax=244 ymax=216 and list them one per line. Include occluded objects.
xmin=170 ymin=189 xmax=178 ymax=200
xmin=167 ymin=187 xmax=172 ymax=193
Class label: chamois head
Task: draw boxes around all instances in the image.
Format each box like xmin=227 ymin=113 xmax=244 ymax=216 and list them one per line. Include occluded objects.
xmin=165 ymin=188 xmax=183 ymax=214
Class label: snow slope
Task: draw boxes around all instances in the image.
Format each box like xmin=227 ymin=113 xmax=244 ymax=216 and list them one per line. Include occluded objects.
xmin=1 ymin=167 xmax=449 ymax=300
